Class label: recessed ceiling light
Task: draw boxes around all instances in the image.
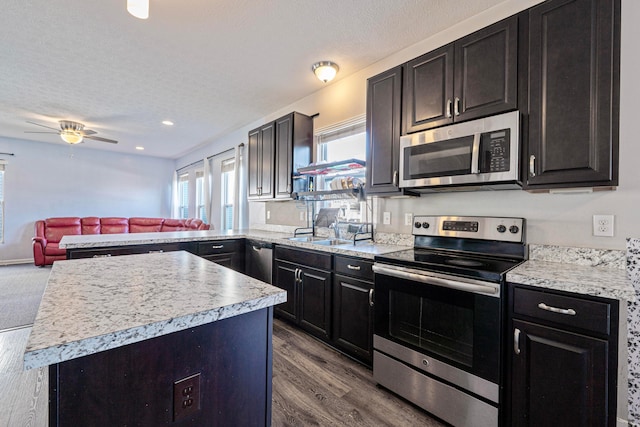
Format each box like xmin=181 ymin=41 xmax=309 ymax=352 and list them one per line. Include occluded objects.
xmin=162 ymin=120 xmax=174 ymax=126
xmin=135 ymin=146 xmax=144 ymax=150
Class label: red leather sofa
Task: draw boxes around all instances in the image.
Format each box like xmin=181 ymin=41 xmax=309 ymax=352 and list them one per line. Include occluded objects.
xmin=33 ymin=217 xmax=210 ymax=266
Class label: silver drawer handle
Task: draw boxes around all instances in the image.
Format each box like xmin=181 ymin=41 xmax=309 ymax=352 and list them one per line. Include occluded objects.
xmin=347 ymin=264 xmax=361 ymax=271
xmin=529 ymin=155 xmax=536 ymax=177
xmin=93 ymin=254 xmax=112 ymax=258
xmin=538 ymin=302 xmax=576 ymax=316
xmin=514 ymin=328 xmax=521 ymax=355
xmin=148 ymin=250 xmax=164 ymax=254
xmin=211 ymin=245 xmax=224 ymax=249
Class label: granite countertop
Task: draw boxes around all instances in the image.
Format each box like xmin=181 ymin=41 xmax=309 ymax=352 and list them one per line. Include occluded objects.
xmin=23 ymin=251 xmax=287 ymax=370
xmin=60 ymin=229 xmax=410 ymax=260
xmin=507 ymin=260 xmax=636 ymax=302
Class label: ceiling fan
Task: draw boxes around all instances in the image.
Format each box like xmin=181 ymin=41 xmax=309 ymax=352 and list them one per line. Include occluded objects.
xmin=25 ymin=120 xmax=118 ymax=145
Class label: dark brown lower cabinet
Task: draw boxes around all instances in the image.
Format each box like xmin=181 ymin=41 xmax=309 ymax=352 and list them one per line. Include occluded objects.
xmin=194 ymin=239 xmax=245 ymax=272
xmin=273 ymin=246 xmax=332 ymax=341
xmin=333 ymin=274 xmax=373 ymax=365
xmin=508 ymin=284 xmax=618 ymax=427
xmin=49 ymin=308 xmax=274 ymax=426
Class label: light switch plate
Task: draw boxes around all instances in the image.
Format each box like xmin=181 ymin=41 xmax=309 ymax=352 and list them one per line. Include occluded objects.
xmin=404 ymin=213 xmax=413 ymax=226
xmin=383 ymin=211 xmax=391 ymax=225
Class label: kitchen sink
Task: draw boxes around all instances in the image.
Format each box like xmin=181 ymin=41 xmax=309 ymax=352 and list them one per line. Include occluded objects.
xmin=311 ymin=239 xmax=352 ymax=246
xmin=287 ymin=236 xmax=328 ymax=242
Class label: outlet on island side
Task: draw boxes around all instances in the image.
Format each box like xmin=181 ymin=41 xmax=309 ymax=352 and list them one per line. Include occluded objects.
xmin=173 ymin=373 xmax=201 ymax=421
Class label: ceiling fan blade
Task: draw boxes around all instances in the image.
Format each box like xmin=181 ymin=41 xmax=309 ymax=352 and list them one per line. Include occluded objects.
xmin=24 ymin=131 xmax=59 ymax=134
xmin=82 ymin=129 xmax=97 ymax=135
xmin=85 ymin=135 xmax=118 ymax=144
xmin=26 ymin=121 xmax=60 ymax=131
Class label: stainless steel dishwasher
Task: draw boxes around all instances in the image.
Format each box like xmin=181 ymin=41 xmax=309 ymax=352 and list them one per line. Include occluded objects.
xmin=244 ymin=240 xmax=273 ymax=284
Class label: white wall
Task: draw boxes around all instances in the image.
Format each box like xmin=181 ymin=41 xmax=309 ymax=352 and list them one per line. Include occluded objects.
xmin=177 ymin=0 xmax=639 ymax=250
xmin=0 ymin=138 xmax=175 ymax=263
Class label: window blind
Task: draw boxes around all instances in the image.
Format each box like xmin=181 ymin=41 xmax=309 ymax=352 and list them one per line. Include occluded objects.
xmin=316 ymin=115 xmax=366 ymax=145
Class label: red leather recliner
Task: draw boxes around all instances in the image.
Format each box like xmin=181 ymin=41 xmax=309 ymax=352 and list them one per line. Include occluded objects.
xmin=32 ymin=217 xmax=82 ymax=267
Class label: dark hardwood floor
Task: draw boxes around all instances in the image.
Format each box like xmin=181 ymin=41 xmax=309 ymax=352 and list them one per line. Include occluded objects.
xmin=271 ymin=318 xmax=446 ymax=426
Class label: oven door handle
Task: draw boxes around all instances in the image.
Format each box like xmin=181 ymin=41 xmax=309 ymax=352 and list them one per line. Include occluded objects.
xmin=372 ymin=264 xmax=499 ymax=296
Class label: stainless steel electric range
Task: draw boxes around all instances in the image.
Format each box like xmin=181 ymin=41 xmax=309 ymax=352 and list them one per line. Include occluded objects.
xmin=372 ymin=215 xmax=527 ymax=427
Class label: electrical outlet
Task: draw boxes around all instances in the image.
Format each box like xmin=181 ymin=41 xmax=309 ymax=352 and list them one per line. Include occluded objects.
xmin=266 ymin=210 xmax=270 ymax=220
xmin=174 ymin=373 xmax=201 ymax=421
xmin=404 ymin=213 xmax=413 ymax=226
xmin=383 ymin=211 xmax=391 ymax=225
xmin=593 ymin=214 xmax=614 ymax=237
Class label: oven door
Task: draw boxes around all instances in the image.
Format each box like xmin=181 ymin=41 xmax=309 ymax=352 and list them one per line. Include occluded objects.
xmin=373 ymin=263 xmax=502 ymax=386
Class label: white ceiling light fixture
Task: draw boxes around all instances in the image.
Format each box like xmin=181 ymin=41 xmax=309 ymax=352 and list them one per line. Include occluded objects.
xmin=312 ymin=61 xmax=339 ymax=83
xmin=135 ymin=146 xmax=145 ymax=150
xmin=60 ymin=130 xmax=83 ymax=144
xmin=127 ymin=0 xmax=149 ymax=19
xmin=162 ymin=120 xmax=174 ymax=126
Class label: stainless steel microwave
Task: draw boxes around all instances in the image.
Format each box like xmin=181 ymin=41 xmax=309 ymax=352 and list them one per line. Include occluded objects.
xmin=399 ymin=111 xmax=520 ymax=192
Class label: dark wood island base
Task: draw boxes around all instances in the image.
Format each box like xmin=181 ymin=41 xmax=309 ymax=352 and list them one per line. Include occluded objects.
xmin=49 ymin=307 xmax=274 ymax=426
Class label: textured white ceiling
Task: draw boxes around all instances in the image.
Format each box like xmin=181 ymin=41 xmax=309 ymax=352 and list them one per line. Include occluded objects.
xmin=0 ymin=0 xmax=504 ymax=158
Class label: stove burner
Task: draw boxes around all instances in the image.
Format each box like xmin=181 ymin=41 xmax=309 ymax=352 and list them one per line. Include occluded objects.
xmin=445 ymin=259 xmax=485 ymax=268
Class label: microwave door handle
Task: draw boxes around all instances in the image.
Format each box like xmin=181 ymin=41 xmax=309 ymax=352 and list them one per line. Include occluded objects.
xmin=470 ymin=133 xmax=481 ymax=174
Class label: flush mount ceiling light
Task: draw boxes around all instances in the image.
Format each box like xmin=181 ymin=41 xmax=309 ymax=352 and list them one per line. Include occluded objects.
xmin=312 ymin=61 xmax=339 ymax=83
xmin=127 ymin=0 xmax=149 ymax=19
xmin=60 ymin=129 xmax=83 ymax=144
xmin=162 ymin=120 xmax=174 ymax=126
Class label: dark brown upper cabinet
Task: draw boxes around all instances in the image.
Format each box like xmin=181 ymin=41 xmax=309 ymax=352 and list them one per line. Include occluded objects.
xmin=248 ymin=112 xmax=313 ymax=201
xmin=274 ymin=112 xmax=313 ymax=200
xmin=365 ymin=66 xmax=405 ymax=196
xmin=248 ymin=122 xmax=275 ymax=200
xmin=523 ymin=0 xmax=620 ymax=190
xmin=403 ymin=16 xmax=518 ymax=134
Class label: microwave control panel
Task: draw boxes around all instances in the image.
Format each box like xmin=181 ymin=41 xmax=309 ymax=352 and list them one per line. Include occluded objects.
xmin=480 ymin=129 xmax=510 ymax=173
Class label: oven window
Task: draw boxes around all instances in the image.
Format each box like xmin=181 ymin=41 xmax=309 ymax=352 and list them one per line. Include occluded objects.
xmin=405 ymin=136 xmax=474 ymax=179
xmin=389 ymin=289 xmax=473 ymax=367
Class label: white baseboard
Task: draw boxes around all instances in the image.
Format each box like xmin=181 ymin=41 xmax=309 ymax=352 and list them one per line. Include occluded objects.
xmin=0 ymin=258 xmax=34 ymax=266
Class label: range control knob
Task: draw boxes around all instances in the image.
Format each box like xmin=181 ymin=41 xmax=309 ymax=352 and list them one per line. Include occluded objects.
xmin=414 ymin=222 xmax=422 ymax=229
xmin=509 ymin=225 xmax=520 ymax=234
xmin=422 ymin=222 xmax=430 ymax=229
xmin=496 ymin=225 xmax=507 ymax=233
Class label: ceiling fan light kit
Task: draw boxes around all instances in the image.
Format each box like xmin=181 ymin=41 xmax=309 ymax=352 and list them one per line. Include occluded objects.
xmin=312 ymin=61 xmax=339 ymax=83
xmin=24 ymin=120 xmax=118 ymax=145
xmin=127 ymin=0 xmax=149 ymax=19
xmin=60 ymin=130 xmax=83 ymax=144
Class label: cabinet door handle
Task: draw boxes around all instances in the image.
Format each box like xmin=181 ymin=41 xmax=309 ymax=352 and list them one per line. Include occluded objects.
xmin=347 ymin=264 xmax=361 ymax=271
xmin=148 ymin=250 xmax=164 ymax=254
xmin=393 ymin=170 xmax=399 ymax=187
xmin=538 ymin=302 xmax=576 ymax=316
xmin=211 ymin=245 xmax=224 ymax=249
xmin=93 ymin=254 xmax=112 ymax=258
xmin=369 ymin=289 xmax=374 ymax=307
xmin=454 ymin=97 xmax=461 ymax=116
xmin=529 ymin=155 xmax=536 ymax=177
xmin=446 ymin=99 xmax=452 ymax=118
xmin=514 ymin=328 xmax=521 ymax=355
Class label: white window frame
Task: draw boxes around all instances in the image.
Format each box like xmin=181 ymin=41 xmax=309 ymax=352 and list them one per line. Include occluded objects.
xmin=178 ymin=172 xmax=189 ymax=219
xmin=221 ymin=158 xmax=235 ymax=230
xmin=195 ymin=170 xmax=206 ymax=223
xmin=0 ymin=161 xmax=5 ymax=244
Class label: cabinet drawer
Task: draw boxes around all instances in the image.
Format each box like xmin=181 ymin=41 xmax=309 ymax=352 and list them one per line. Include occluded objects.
xmin=512 ymin=286 xmax=612 ymax=335
xmin=334 ymin=256 xmax=373 ymax=281
xmin=196 ymin=240 xmax=243 ymax=256
xmin=275 ymin=246 xmax=331 ymax=270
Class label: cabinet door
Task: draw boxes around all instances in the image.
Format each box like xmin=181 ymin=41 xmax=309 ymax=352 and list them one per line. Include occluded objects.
xmin=403 ymin=44 xmax=454 ymax=133
xmin=299 ymin=267 xmax=331 ymax=340
xmin=258 ymin=122 xmax=275 ymax=198
xmin=510 ymin=319 xmax=609 ymax=427
xmin=365 ymin=66 xmax=404 ymax=195
xmin=274 ymin=112 xmax=313 ymax=199
xmin=333 ymin=274 xmax=373 ymax=365
xmin=273 ymin=260 xmax=298 ymax=323
xmin=525 ymin=0 xmax=619 ymax=188
xmin=454 ymin=16 xmax=518 ymax=122
xmin=247 ymin=127 xmax=261 ymax=199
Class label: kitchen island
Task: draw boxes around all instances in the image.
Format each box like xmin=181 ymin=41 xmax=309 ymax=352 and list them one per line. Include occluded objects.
xmin=24 ymin=250 xmax=287 ymax=426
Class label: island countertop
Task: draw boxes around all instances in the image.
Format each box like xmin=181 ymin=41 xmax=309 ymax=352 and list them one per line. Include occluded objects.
xmin=24 ymin=250 xmax=287 ymax=370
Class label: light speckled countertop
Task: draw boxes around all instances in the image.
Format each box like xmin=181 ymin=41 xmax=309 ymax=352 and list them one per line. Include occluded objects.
xmin=23 ymin=251 xmax=287 ymax=370
xmin=60 ymin=229 xmax=409 ymax=259
xmin=507 ymin=260 xmax=635 ymax=302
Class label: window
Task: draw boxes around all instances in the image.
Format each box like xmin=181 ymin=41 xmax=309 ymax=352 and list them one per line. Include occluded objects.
xmin=221 ymin=158 xmax=235 ymax=230
xmin=0 ymin=162 xmax=5 ymax=243
xmin=195 ymin=170 xmax=207 ymax=223
xmin=316 ymin=118 xmax=366 ymax=222
xmin=178 ymin=173 xmax=189 ymax=219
